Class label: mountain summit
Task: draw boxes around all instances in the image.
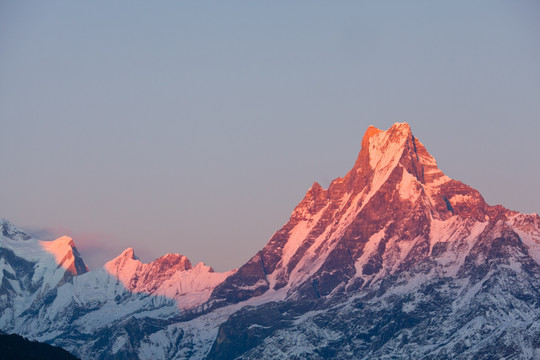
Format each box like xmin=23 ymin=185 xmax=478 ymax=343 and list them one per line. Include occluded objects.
xmin=208 ymin=122 xmax=512 ymax=307
xmin=205 ymin=123 xmax=540 ymax=359
xmin=2 ymin=122 xmax=540 ymax=359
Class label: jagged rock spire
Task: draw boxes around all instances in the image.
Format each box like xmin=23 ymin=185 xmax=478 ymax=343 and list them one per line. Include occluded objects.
xmin=208 ymin=122 xmax=515 ymax=306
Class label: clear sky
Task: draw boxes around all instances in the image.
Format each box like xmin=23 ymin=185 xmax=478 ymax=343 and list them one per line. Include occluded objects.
xmin=1 ymin=1 xmax=539 ymax=271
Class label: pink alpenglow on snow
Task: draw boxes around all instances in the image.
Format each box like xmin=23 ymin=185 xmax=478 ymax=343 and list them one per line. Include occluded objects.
xmin=104 ymin=247 xmax=234 ymax=309
xmin=40 ymin=236 xmax=89 ymax=276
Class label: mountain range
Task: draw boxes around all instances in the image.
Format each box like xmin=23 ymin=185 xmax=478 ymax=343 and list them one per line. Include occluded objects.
xmin=1 ymin=122 xmax=539 ymax=359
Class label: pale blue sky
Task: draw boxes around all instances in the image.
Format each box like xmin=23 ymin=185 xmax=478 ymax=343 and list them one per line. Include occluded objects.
xmin=1 ymin=1 xmax=539 ymax=270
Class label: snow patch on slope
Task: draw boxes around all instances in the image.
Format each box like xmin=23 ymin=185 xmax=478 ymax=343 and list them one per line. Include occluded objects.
xmin=399 ymin=169 xmax=420 ymax=201
xmin=508 ymin=214 xmax=540 ymax=266
xmin=368 ymin=126 xmax=408 ymax=188
xmin=430 ymin=218 xmax=488 ymax=275
xmin=281 ymin=204 xmax=328 ymax=267
xmin=355 ymin=227 xmax=386 ymax=275
xmin=284 ymin=192 xmax=364 ymax=290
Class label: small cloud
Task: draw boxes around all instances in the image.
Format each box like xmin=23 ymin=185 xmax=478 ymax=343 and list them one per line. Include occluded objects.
xmin=68 ymin=232 xmax=121 ymax=269
xmin=23 ymin=225 xmax=71 ymax=241
xmin=21 ymin=225 xmax=124 ymax=270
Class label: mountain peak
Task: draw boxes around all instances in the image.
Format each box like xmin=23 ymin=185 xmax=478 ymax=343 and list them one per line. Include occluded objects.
xmin=119 ymin=247 xmax=138 ymax=260
xmin=347 ymin=122 xmax=448 ymax=191
xmin=352 ymin=123 xmax=414 ymax=173
xmin=0 ymin=218 xmax=32 ymax=241
xmin=360 ymin=123 xmax=411 ymax=148
xmin=40 ymin=236 xmax=88 ymax=275
xmin=341 ymin=122 xmax=425 ymax=199
xmin=390 ymin=121 xmax=412 ymax=131
xmin=361 ymin=125 xmax=383 ymax=148
xmin=153 ymin=253 xmax=192 ymax=271
xmin=209 ymin=122 xmax=506 ymax=306
xmin=365 ymin=122 xmax=412 ymax=169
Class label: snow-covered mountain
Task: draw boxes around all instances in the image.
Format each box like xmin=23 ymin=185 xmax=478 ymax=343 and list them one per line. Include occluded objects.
xmin=2 ymin=123 xmax=540 ymax=359
xmin=0 ymin=219 xmax=232 ymax=359
xmin=0 ymin=219 xmax=88 ymax=327
xmin=205 ymin=123 xmax=540 ymax=359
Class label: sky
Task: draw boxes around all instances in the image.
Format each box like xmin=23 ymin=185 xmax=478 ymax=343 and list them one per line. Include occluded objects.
xmin=1 ymin=1 xmax=539 ymax=271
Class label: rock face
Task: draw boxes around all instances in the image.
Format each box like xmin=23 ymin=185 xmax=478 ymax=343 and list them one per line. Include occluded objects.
xmin=2 ymin=123 xmax=540 ymax=359
xmin=209 ymin=123 xmax=528 ymax=304
xmin=208 ymin=122 xmax=540 ymax=359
